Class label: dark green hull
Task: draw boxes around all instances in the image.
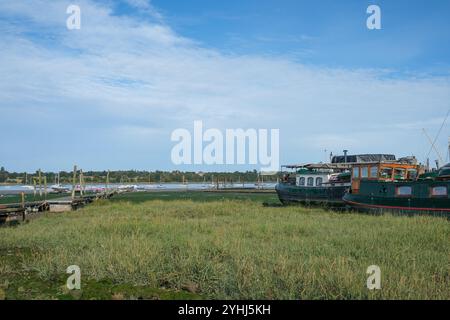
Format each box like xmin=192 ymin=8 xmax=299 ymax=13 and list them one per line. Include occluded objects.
xmin=343 ymin=180 xmax=450 ymax=215
xmin=275 ymin=183 xmax=349 ymax=206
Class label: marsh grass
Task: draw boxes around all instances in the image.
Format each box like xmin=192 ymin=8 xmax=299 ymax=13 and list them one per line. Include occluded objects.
xmin=0 ymin=198 xmax=449 ymax=299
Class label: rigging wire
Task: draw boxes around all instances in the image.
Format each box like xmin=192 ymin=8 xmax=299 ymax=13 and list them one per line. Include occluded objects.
xmin=426 ymin=108 xmax=450 ymax=158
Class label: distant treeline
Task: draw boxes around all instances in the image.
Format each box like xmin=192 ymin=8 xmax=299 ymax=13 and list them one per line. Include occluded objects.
xmin=0 ymin=166 xmax=279 ymax=184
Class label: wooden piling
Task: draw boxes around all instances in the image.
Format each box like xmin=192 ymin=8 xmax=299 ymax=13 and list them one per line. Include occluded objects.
xmin=106 ymin=170 xmax=110 ymax=194
xmin=79 ymin=169 xmax=84 ymax=196
xmin=21 ymin=192 xmax=25 ymax=221
xmin=44 ymin=176 xmax=47 ymax=199
xmin=71 ymin=165 xmax=77 ymax=200
xmin=38 ymin=169 xmax=42 ymax=197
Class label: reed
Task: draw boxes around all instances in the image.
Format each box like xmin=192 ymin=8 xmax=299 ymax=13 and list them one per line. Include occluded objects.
xmin=0 ymin=198 xmax=448 ymax=299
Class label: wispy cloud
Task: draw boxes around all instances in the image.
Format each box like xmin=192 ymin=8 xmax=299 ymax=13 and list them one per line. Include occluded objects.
xmin=0 ymin=0 xmax=449 ymax=171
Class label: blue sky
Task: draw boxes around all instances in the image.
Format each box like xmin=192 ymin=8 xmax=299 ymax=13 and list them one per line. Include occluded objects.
xmin=0 ymin=0 xmax=449 ymax=172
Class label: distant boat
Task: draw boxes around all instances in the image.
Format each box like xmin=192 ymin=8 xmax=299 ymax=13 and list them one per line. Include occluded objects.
xmin=51 ymin=172 xmax=69 ymax=193
xmin=51 ymin=185 xmax=70 ymax=193
xmin=117 ymin=185 xmax=138 ymax=192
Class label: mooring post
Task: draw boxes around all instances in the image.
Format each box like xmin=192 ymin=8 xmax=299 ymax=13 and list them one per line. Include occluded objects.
xmin=21 ymin=192 xmax=25 ymax=221
xmin=38 ymin=169 xmax=42 ymax=197
xmin=44 ymin=176 xmax=47 ymax=199
xmin=71 ymin=165 xmax=77 ymax=200
xmin=79 ymin=169 xmax=84 ymax=197
xmin=106 ymin=170 xmax=110 ymax=195
xmin=33 ymin=179 xmax=37 ymax=198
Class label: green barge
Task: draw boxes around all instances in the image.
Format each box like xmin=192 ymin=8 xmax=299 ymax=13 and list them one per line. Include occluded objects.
xmin=343 ymin=161 xmax=450 ymax=215
xmin=275 ymin=154 xmax=395 ymax=206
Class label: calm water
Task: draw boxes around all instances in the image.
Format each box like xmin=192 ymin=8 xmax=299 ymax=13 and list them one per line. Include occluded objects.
xmin=0 ymin=183 xmax=276 ymax=194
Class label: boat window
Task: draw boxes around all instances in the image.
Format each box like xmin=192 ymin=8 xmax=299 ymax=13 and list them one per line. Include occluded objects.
xmin=307 ymin=177 xmax=314 ymax=186
xmin=431 ymin=186 xmax=447 ymax=197
xmin=361 ymin=167 xmax=369 ymax=178
xmin=407 ymin=169 xmax=418 ymax=180
xmin=352 ymin=167 xmax=360 ymax=178
xmin=396 ymin=186 xmax=412 ymax=196
xmin=370 ymin=166 xmax=378 ymax=178
xmin=316 ymin=177 xmax=323 ymax=186
xmin=380 ymin=167 xmax=393 ymax=179
xmin=394 ymin=168 xmax=406 ymax=180
xmin=298 ymin=177 xmax=305 ymax=186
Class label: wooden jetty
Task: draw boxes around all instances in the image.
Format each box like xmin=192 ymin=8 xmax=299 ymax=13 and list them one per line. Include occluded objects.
xmin=0 ymin=191 xmax=118 ymax=224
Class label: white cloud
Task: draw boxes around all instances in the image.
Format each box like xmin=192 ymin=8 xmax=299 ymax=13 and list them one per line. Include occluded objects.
xmin=0 ymin=0 xmax=449 ymax=171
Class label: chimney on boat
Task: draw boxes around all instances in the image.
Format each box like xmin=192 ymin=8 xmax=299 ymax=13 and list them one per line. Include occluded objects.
xmin=343 ymin=150 xmax=348 ymax=163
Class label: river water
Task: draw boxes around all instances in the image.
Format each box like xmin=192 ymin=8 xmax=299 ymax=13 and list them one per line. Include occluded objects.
xmin=0 ymin=183 xmax=276 ymax=194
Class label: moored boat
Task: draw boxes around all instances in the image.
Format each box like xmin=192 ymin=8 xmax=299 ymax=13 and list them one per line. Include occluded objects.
xmin=343 ymin=159 xmax=450 ymax=215
xmin=276 ymin=153 xmax=395 ymax=206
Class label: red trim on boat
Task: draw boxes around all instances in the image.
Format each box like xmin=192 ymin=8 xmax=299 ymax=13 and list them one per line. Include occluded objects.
xmin=343 ymin=199 xmax=450 ymax=212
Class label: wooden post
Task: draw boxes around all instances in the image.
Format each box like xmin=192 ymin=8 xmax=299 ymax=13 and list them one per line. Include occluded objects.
xmin=106 ymin=170 xmax=110 ymax=194
xmin=38 ymin=169 xmax=42 ymax=197
xmin=44 ymin=176 xmax=47 ymax=199
xmin=79 ymin=169 xmax=84 ymax=196
xmin=33 ymin=179 xmax=37 ymax=198
xmin=21 ymin=192 xmax=25 ymax=221
xmin=71 ymin=165 xmax=77 ymax=200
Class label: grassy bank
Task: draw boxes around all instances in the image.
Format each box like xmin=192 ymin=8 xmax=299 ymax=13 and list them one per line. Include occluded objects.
xmin=0 ymin=193 xmax=448 ymax=299
xmin=110 ymin=190 xmax=278 ymax=204
xmin=0 ymin=193 xmax=66 ymax=205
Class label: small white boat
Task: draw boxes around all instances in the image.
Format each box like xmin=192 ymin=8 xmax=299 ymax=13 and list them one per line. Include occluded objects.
xmin=51 ymin=185 xmax=70 ymax=193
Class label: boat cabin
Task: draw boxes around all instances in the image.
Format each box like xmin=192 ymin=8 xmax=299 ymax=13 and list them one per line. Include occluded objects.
xmin=295 ymin=169 xmax=330 ymax=187
xmin=281 ymin=163 xmax=351 ymax=188
xmin=350 ymin=162 xmax=420 ymax=194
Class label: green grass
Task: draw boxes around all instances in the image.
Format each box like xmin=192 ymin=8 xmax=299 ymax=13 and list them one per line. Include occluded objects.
xmin=111 ymin=190 xmax=279 ymax=204
xmin=0 ymin=193 xmax=65 ymax=205
xmin=0 ymin=192 xmax=448 ymax=300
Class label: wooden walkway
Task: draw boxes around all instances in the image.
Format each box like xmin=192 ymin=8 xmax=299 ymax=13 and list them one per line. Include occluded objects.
xmin=0 ymin=191 xmax=118 ymax=224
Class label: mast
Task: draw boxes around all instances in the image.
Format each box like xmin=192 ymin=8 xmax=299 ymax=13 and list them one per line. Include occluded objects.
xmin=422 ymin=128 xmax=444 ymax=165
xmin=448 ymin=136 xmax=450 ymax=163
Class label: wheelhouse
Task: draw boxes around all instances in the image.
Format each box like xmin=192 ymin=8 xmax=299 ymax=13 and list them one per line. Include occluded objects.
xmin=350 ymin=162 xmax=421 ymax=194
